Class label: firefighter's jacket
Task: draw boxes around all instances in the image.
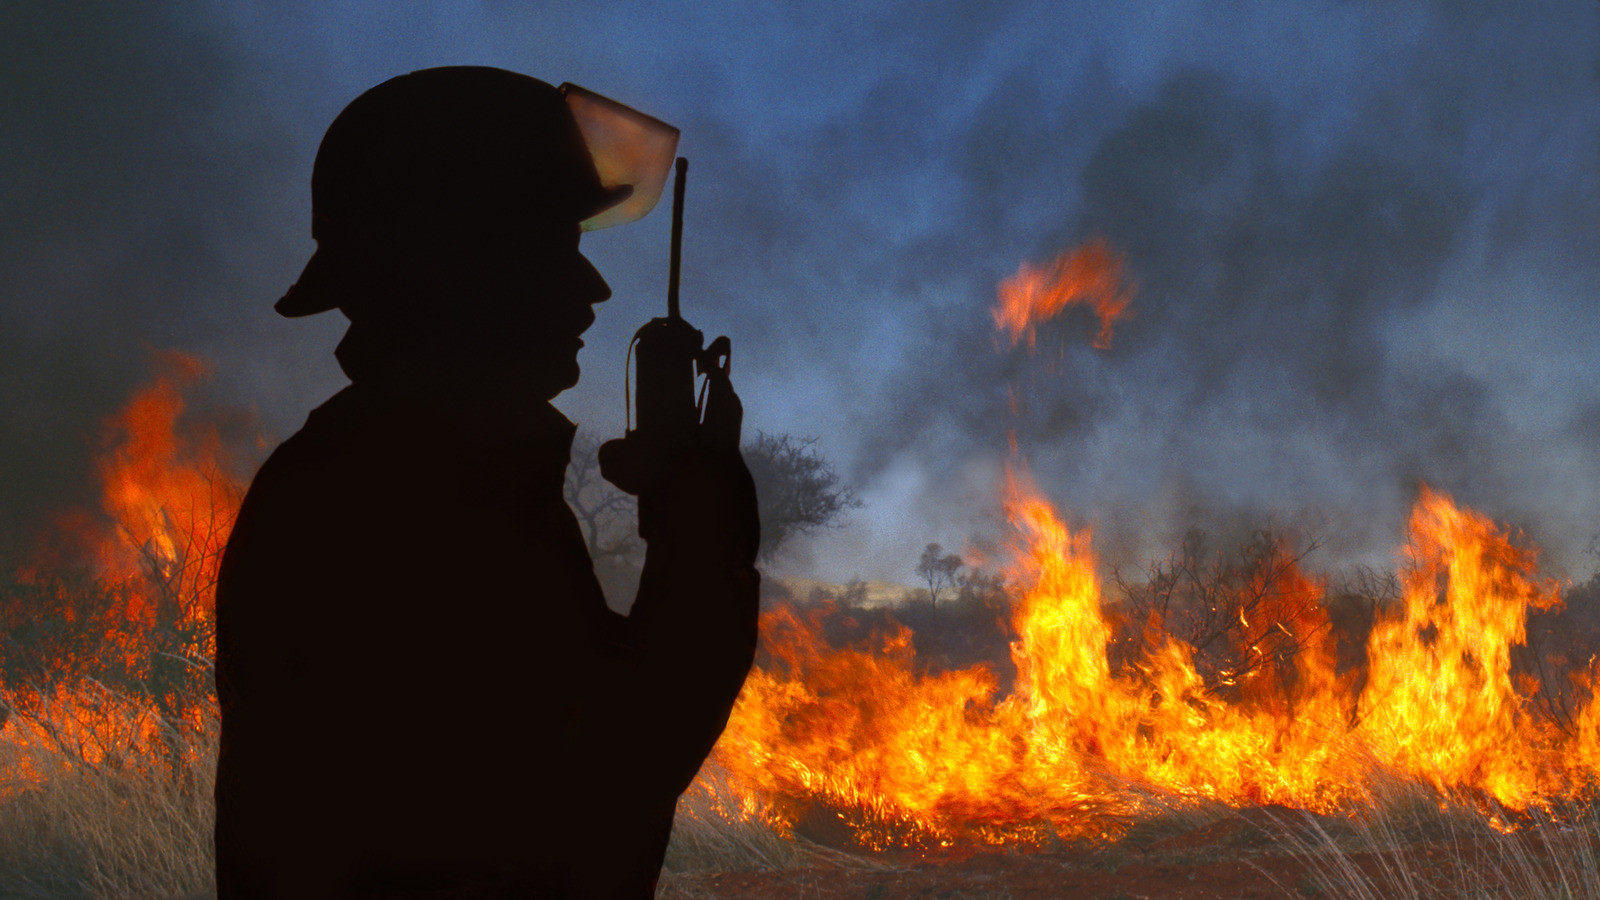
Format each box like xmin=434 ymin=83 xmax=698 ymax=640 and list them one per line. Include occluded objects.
xmin=214 ymin=382 xmax=760 ymax=899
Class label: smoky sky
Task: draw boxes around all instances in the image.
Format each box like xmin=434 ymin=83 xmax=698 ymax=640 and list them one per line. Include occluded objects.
xmin=3 ymin=0 xmax=1599 ymax=584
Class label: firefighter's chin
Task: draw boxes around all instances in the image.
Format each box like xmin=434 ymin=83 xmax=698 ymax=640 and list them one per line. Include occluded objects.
xmin=522 ymin=351 xmax=582 ymax=401
xmin=549 ymin=360 xmax=581 ymax=399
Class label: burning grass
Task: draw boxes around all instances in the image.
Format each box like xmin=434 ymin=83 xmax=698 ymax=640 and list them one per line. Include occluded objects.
xmin=697 ymin=476 xmax=1600 ymax=852
xmin=10 ymin=348 xmax=1600 ymax=898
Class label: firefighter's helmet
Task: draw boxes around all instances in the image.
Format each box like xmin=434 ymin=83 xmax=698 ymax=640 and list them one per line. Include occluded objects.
xmin=277 ymin=66 xmax=678 ymax=318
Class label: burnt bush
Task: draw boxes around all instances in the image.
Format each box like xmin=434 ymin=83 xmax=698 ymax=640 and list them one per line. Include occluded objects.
xmin=1110 ymin=526 xmax=1339 ymax=709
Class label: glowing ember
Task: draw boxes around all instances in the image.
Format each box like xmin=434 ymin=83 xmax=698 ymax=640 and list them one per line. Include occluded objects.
xmin=992 ymin=238 xmax=1133 ymax=351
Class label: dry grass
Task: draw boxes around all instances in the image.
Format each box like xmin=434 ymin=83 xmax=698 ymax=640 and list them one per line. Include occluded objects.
xmin=0 ymin=714 xmax=852 ymax=900
xmin=7 ymin=705 xmax=1600 ymax=900
xmin=665 ymin=761 xmax=828 ymax=874
xmin=662 ymin=758 xmax=891 ymax=900
xmin=0 ymin=705 xmax=217 ymax=900
xmin=1254 ymin=778 xmax=1600 ymax=900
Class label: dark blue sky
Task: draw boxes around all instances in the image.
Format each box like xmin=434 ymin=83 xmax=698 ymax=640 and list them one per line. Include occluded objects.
xmin=4 ymin=1 xmax=1598 ymax=584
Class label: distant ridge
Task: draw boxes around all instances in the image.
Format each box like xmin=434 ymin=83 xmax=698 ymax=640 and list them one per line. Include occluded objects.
xmin=768 ymin=577 xmax=916 ymax=609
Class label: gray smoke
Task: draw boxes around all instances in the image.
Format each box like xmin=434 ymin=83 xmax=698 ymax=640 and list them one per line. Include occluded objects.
xmin=3 ymin=0 xmax=1598 ymax=586
xmin=795 ymin=2 xmax=1600 ymax=579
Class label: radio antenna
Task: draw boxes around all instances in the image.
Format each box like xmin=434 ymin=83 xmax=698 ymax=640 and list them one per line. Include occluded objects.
xmin=666 ymin=157 xmax=687 ymax=320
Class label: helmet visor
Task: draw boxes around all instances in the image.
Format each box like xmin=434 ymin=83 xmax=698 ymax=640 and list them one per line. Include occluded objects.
xmin=560 ymin=83 xmax=680 ymax=232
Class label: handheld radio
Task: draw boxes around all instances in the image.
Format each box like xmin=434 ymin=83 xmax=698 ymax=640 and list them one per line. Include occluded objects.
xmin=626 ymin=158 xmax=732 ymax=459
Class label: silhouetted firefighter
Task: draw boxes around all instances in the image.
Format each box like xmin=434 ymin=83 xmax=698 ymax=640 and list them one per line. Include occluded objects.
xmin=214 ymin=67 xmax=760 ymax=899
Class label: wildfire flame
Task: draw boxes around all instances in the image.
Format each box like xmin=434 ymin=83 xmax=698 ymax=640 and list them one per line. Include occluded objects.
xmin=2 ymin=352 xmax=240 ymax=782
xmin=1357 ymin=487 xmax=1565 ymax=805
xmin=4 ymin=261 xmax=1597 ymax=853
xmin=700 ymin=239 xmax=1597 ymax=846
xmin=92 ymin=351 xmax=241 ymax=651
xmin=992 ymin=239 xmax=1133 ymax=351
xmin=708 ymin=476 xmax=1591 ymax=846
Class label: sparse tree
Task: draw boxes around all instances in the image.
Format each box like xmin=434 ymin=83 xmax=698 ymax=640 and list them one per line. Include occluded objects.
xmin=954 ymin=566 xmax=1009 ymax=611
xmin=564 ymin=431 xmax=645 ymax=601
xmin=565 ymin=430 xmax=862 ymax=581
xmin=564 ymin=432 xmax=643 ymax=565
xmin=916 ymin=543 xmax=964 ymax=608
xmin=741 ymin=432 xmax=862 ymax=562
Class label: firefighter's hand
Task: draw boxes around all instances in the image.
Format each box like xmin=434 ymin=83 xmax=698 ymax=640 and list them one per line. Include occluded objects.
xmin=599 ymin=371 xmax=759 ymax=567
xmin=598 ymin=437 xmax=760 ymax=567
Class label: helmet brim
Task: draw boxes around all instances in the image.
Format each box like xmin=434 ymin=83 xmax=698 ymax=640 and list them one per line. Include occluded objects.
xmin=274 ymin=246 xmax=346 ymax=318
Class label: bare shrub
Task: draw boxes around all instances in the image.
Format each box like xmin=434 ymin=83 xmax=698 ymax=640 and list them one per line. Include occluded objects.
xmin=1112 ymin=526 xmax=1335 ymax=707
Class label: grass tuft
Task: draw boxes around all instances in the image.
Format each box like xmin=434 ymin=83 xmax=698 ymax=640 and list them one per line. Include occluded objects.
xmin=0 ymin=704 xmax=217 ymax=900
xmin=1253 ymin=776 xmax=1600 ymax=900
xmin=7 ymin=704 xmax=1600 ymax=900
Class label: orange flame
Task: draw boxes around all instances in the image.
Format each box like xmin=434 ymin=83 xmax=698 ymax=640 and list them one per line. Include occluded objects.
xmin=710 ymin=481 xmax=1594 ymax=846
xmin=91 ymin=351 xmax=242 ymax=648
xmin=6 ymin=338 xmax=1598 ymax=853
xmin=714 ymin=474 xmax=1352 ymax=844
xmin=992 ymin=239 xmax=1134 ymax=350
xmin=1358 ymin=486 xmax=1565 ymax=806
xmin=2 ymin=353 xmax=245 ymax=782
xmin=703 ymin=240 xmax=1595 ymax=844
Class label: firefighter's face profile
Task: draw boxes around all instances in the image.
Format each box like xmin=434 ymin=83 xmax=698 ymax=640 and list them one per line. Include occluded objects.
xmin=524 ymin=241 xmax=609 ymax=399
xmin=440 ymin=226 xmax=610 ymax=399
